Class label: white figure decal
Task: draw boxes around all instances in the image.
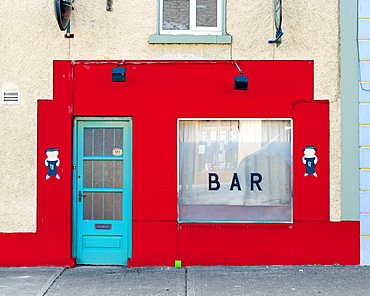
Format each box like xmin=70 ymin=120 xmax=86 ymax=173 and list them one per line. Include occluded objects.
xmin=302 ymin=145 xmax=318 ymax=177
xmin=45 ymin=148 xmax=60 ymax=179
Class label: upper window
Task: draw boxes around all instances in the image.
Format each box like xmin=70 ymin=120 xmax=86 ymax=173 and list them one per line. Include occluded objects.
xmin=178 ymin=119 xmax=292 ymax=223
xmin=160 ymin=0 xmax=223 ymax=35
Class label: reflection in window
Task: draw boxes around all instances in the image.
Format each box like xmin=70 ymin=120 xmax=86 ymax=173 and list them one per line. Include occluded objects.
xmin=178 ymin=119 xmax=292 ymax=222
xmin=163 ymin=0 xmax=190 ymax=30
xmin=196 ymin=0 xmax=217 ymax=27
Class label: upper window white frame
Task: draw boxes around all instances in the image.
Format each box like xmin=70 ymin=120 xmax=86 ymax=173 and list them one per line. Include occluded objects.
xmin=159 ymin=0 xmax=224 ymax=35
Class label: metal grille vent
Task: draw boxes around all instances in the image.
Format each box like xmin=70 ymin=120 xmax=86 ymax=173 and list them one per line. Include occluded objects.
xmin=2 ymin=90 xmax=20 ymax=104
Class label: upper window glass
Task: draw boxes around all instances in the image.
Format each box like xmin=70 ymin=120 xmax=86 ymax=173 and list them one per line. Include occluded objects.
xmin=178 ymin=119 xmax=293 ymax=223
xmin=160 ymin=0 xmax=223 ymax=35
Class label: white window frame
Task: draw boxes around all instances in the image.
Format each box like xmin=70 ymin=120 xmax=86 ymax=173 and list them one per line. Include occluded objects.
xmin=159 ymin=0 xmax=223 ymax=35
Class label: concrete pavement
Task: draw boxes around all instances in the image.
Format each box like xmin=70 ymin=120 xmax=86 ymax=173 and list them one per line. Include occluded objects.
xmin=1 ymin=265 xmax=370 ymax=296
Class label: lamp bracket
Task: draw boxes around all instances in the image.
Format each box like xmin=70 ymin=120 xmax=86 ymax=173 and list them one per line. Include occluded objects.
xmin=268 ymin=30 xmax=283 ymax=45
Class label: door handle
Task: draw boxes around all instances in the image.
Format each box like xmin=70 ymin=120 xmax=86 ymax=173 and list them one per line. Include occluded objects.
xmin=78 ymin=191 xmax=85 ymax=202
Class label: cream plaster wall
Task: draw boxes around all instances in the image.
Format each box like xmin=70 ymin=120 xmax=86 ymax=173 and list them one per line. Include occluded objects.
xmin=0 ymin=0 xmax=341 ymax=231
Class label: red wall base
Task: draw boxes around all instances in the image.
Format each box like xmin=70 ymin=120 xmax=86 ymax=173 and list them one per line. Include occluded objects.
xmin=132 ymin=221 xmax=360 ymax=267
xmin=0 ymin=221 xmax=359 ymax=267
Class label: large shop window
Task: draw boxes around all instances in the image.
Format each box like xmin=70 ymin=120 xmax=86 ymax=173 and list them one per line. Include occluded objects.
xmin=160 ymin=0 xmax=222 ymax=35
xmin=178 ymin=119 xmax=292 ymax=223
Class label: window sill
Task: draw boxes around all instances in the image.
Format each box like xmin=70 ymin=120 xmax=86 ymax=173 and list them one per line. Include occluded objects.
xmin=149 ymin=34 xmax=232 ymax=44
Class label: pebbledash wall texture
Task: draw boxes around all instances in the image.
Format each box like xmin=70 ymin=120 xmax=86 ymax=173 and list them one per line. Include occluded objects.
xmin=0 ymin=0 xmax=361 ymax=266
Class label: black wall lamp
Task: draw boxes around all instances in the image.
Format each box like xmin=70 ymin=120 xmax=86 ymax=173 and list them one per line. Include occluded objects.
xmin=112 ymin=63 xmax=126 ymax=82
xmin=234 ymin=63 xmax=248 ymax=91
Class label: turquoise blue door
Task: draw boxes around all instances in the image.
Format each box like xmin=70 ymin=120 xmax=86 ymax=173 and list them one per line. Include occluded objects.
xmin=73 ymin=117 xmax=132 ymax=265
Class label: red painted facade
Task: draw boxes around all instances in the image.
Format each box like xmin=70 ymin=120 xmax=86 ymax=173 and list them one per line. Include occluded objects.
xmin=0 ymin=60 xmax=360 ymax=267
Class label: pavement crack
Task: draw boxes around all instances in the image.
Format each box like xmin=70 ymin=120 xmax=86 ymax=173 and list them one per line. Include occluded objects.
xmin=185 ymin=268 xmax=188 ymax=296
xmin=40 ymin=268 xmax=66 ymax=296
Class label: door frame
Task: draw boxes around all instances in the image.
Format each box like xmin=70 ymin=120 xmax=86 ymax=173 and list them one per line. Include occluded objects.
xmin=72 ymin=116 xmax=133 ymax=265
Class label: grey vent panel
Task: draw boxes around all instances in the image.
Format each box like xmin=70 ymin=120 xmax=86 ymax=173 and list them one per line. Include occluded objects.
xmin=2 ymin=90 xmax=20 ymax=104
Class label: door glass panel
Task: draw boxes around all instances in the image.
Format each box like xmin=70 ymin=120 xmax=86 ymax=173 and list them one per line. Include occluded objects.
xmin=84 ymin=161 xmax=123 ymax=188
xmin=84 ymin=193 xmax=123 ymax=220
xmin=84 ymin=128 xmax=123 ymax=156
